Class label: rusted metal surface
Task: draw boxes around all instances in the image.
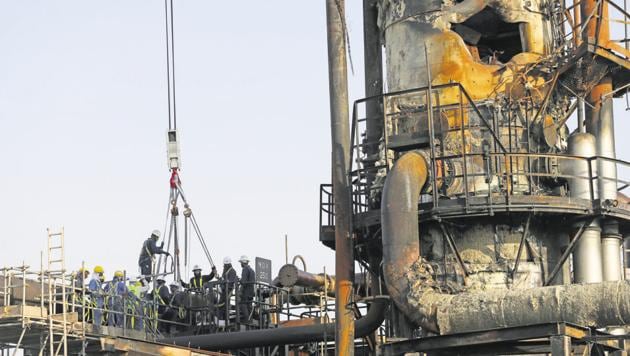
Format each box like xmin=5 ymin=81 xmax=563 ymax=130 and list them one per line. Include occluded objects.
xmin=381 ymin=151 xmax=431 ymax=329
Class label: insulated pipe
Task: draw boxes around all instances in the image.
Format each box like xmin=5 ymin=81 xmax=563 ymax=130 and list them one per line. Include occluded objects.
xmin=163 ymin=297 xmax=389 ymax=350
xmin=435 ymin=280 xmax=630 ymax=334
xmin=325 ymin=0 xmax=355 ymax=354
xmin=581 ymin=0 xmax=620 ymax=282
xmin=625 ymin=237 xmax=630 ymax=279
xmin=596 ymin=86 xmax=617 ymax=201
xmin=596 ymin=80 xmax=622 ymax=282
xmin=567 ymin=133 xmax=604 ymax=283
xmin=381 ymin=151 xmax=431 ymax=329
xmin=602 ymin=220 xmax=623 ymax=281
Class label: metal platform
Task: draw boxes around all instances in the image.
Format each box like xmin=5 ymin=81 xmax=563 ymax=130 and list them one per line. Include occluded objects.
xmin=379 ymin=322 xmax=627 ymax=356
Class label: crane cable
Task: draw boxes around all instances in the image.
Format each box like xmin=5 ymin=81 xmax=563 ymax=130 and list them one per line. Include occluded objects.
xmin=157 ymin=0 xmax=216 ymax=279
xmin=164 ymin=0 xmax=177 ymax=131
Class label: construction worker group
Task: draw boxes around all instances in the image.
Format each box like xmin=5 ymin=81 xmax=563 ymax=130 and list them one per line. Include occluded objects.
xmin=73 ymin=229 xmax=257 ymax=332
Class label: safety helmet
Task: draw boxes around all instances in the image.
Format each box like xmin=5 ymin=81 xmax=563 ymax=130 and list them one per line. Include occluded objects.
xmin=156 ymin=278 xmax=166 ymax=284
xmin=223 ymin=257 xmax=232 ymax=265
xmin=114 ymin=271 xmax=124 ymax=278
xmin=192 ymin=264 xmax=201 ymax=271
xmin=169 ymin=281 xmax=180 ymax=288
xmin=151 ymin=229 xmax=161 ymax=239
xmin=93 ymin=265 xmax=104 ymax=274
xmin=238 ymin=255 xmax=250 ymax=263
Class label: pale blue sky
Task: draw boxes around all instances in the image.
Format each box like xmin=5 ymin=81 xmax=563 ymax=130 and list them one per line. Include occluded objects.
xmin=1 ymin=1 xmax=629 ymax=281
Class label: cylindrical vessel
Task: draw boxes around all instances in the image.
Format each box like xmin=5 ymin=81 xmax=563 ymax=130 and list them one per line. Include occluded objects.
xmin=573 ymin=225 xmax=604 ymax=283
xmin=567 ymin=133 xmax=597 ymax=199
xmin=602 ymin=236 xmax=622 ymax=281
xmin=596 ymin=81 xmax=617 ymax=201
xmin=568 ymin=133 xmax=603 ymax=283
xmin=602 ymin=220 xmax=623 ymax=281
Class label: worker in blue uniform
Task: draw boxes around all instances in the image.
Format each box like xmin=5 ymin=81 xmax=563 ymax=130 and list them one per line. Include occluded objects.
xmin=88 ymin=266 xmax=105 ymax=326
xmin=138 ymin=229 xmax=170 ymax=282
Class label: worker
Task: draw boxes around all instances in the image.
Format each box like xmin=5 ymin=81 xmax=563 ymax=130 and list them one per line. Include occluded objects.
xmin=152 ymin=279 xmax=171 ymax=332
xmin=127 ymin=277 xmax=145 ymax=331
xmin=72 ymin=267 xmax=90 ymax=321
xmin=138 ymin=229 xmax=170 ymax=282
xmin=180 ymin=264 xmax=217 ymax=292
xmin=74 ymin=267 xmax=90 ymax=291
xmin=88 ymin=266 xmax=105 ymax=326
xmin=104 ymin=270 xmax=126 ymax=327
xmin=217 ymin=257 xmax=237 ymax=320
xmin=238 ymin=255 xmax=256 ymax=323
xmin=165 ymin=281 xmax=187 ymax=332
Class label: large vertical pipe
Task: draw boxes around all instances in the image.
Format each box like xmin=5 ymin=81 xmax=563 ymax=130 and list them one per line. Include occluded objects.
xmin=568 ymin=133 xmax=604 ymax=283
xmin=326 ymin=0 xmax=355 ymax=354
xmin=580 ymin=0 xmax=621 ymax=282
xmin=602 ymin=220 xmax=623 ymax=281
xmin=362 ymin=8 xmax=385 ymax=344
xmin=363 ymin=0 xmax=383 ymax=190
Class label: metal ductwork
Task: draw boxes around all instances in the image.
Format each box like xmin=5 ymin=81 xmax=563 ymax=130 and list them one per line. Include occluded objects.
xmin=161 ymin=297 xmax=389 ymax=350
xmin=381 ymin=151 xmax=630 ymax=334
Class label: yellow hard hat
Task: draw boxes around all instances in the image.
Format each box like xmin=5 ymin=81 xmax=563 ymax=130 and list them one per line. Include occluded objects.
xmin=93 ymin=265 xmax=104 ymax=274
xmin=114 ymin=270 xmax=124 ymax=278
xmin=79 ymin=267 xmax=88 ymax=272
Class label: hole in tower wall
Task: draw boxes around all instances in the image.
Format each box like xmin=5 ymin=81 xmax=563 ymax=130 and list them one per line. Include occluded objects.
xmin=452 ymin=7 xmax=524 ymax=63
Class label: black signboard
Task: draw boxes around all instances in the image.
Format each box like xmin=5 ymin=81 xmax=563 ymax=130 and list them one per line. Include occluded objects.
xmin=255 ymin=257 xmax=272 ymax=284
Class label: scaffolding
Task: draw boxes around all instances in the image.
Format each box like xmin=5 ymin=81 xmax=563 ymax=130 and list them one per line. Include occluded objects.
xmin=0 ymin=228 xmax=229 ymax=356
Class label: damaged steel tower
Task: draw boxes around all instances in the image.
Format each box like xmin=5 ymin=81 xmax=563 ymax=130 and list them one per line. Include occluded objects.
xmin=322 ymin=0 xmax=630 ymax=353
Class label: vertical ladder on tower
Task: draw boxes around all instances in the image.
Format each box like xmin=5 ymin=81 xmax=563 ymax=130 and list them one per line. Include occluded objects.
xmin=46 ymin=228 xmax=68 ymax=356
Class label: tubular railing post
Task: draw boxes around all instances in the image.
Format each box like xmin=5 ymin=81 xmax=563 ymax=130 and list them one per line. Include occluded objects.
xmin=40 ymin=253 xmax=44 ymax=318
xmin=459 ymin=88 xmax=469 ymax=210
xmin=21 ymin=263 xmax=26 ymax=328
xmin=589 ymin=157 xmax=596 ymax=203
xmin=123 ymin=270 xmax=127 ymax=336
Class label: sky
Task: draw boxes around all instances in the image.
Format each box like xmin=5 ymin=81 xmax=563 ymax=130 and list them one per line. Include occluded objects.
xmin=0 ymin=1 xmax=368 ymax=280
xmin=1 ymin=1 xmax=629 ymax=282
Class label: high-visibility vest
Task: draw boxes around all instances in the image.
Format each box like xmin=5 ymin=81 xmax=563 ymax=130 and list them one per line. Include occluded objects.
xmin=155 ymin=285 xmax=167 ymax=305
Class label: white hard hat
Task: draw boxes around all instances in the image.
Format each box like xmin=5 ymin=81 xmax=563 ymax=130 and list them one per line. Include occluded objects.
xmin=239 ymin=255 xmax=250 ymax=263
xmin=192 ymin=264 xmax=201 ymax=271
xmin=169 ymin=281 xmax=180 ymax=288
xmin=223 ymin=257 xmax=232 ymax=265
xmin=151 ymin=229 xmax=161 ymax=238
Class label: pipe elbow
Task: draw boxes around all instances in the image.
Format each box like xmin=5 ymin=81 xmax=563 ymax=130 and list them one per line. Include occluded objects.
xmin=381 ymin=151 xmax=431 ymax=329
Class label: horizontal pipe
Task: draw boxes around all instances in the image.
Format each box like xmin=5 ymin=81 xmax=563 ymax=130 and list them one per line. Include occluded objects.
xmin=161 ymin=297 xmax=389 ymax=350
xmin=278 ymin=264 xmax=335 ymax=290
xmin=434 ymin=280 xmax=630 ymax=334
xmin=277 ymin=264 xmax=367 ymax=293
